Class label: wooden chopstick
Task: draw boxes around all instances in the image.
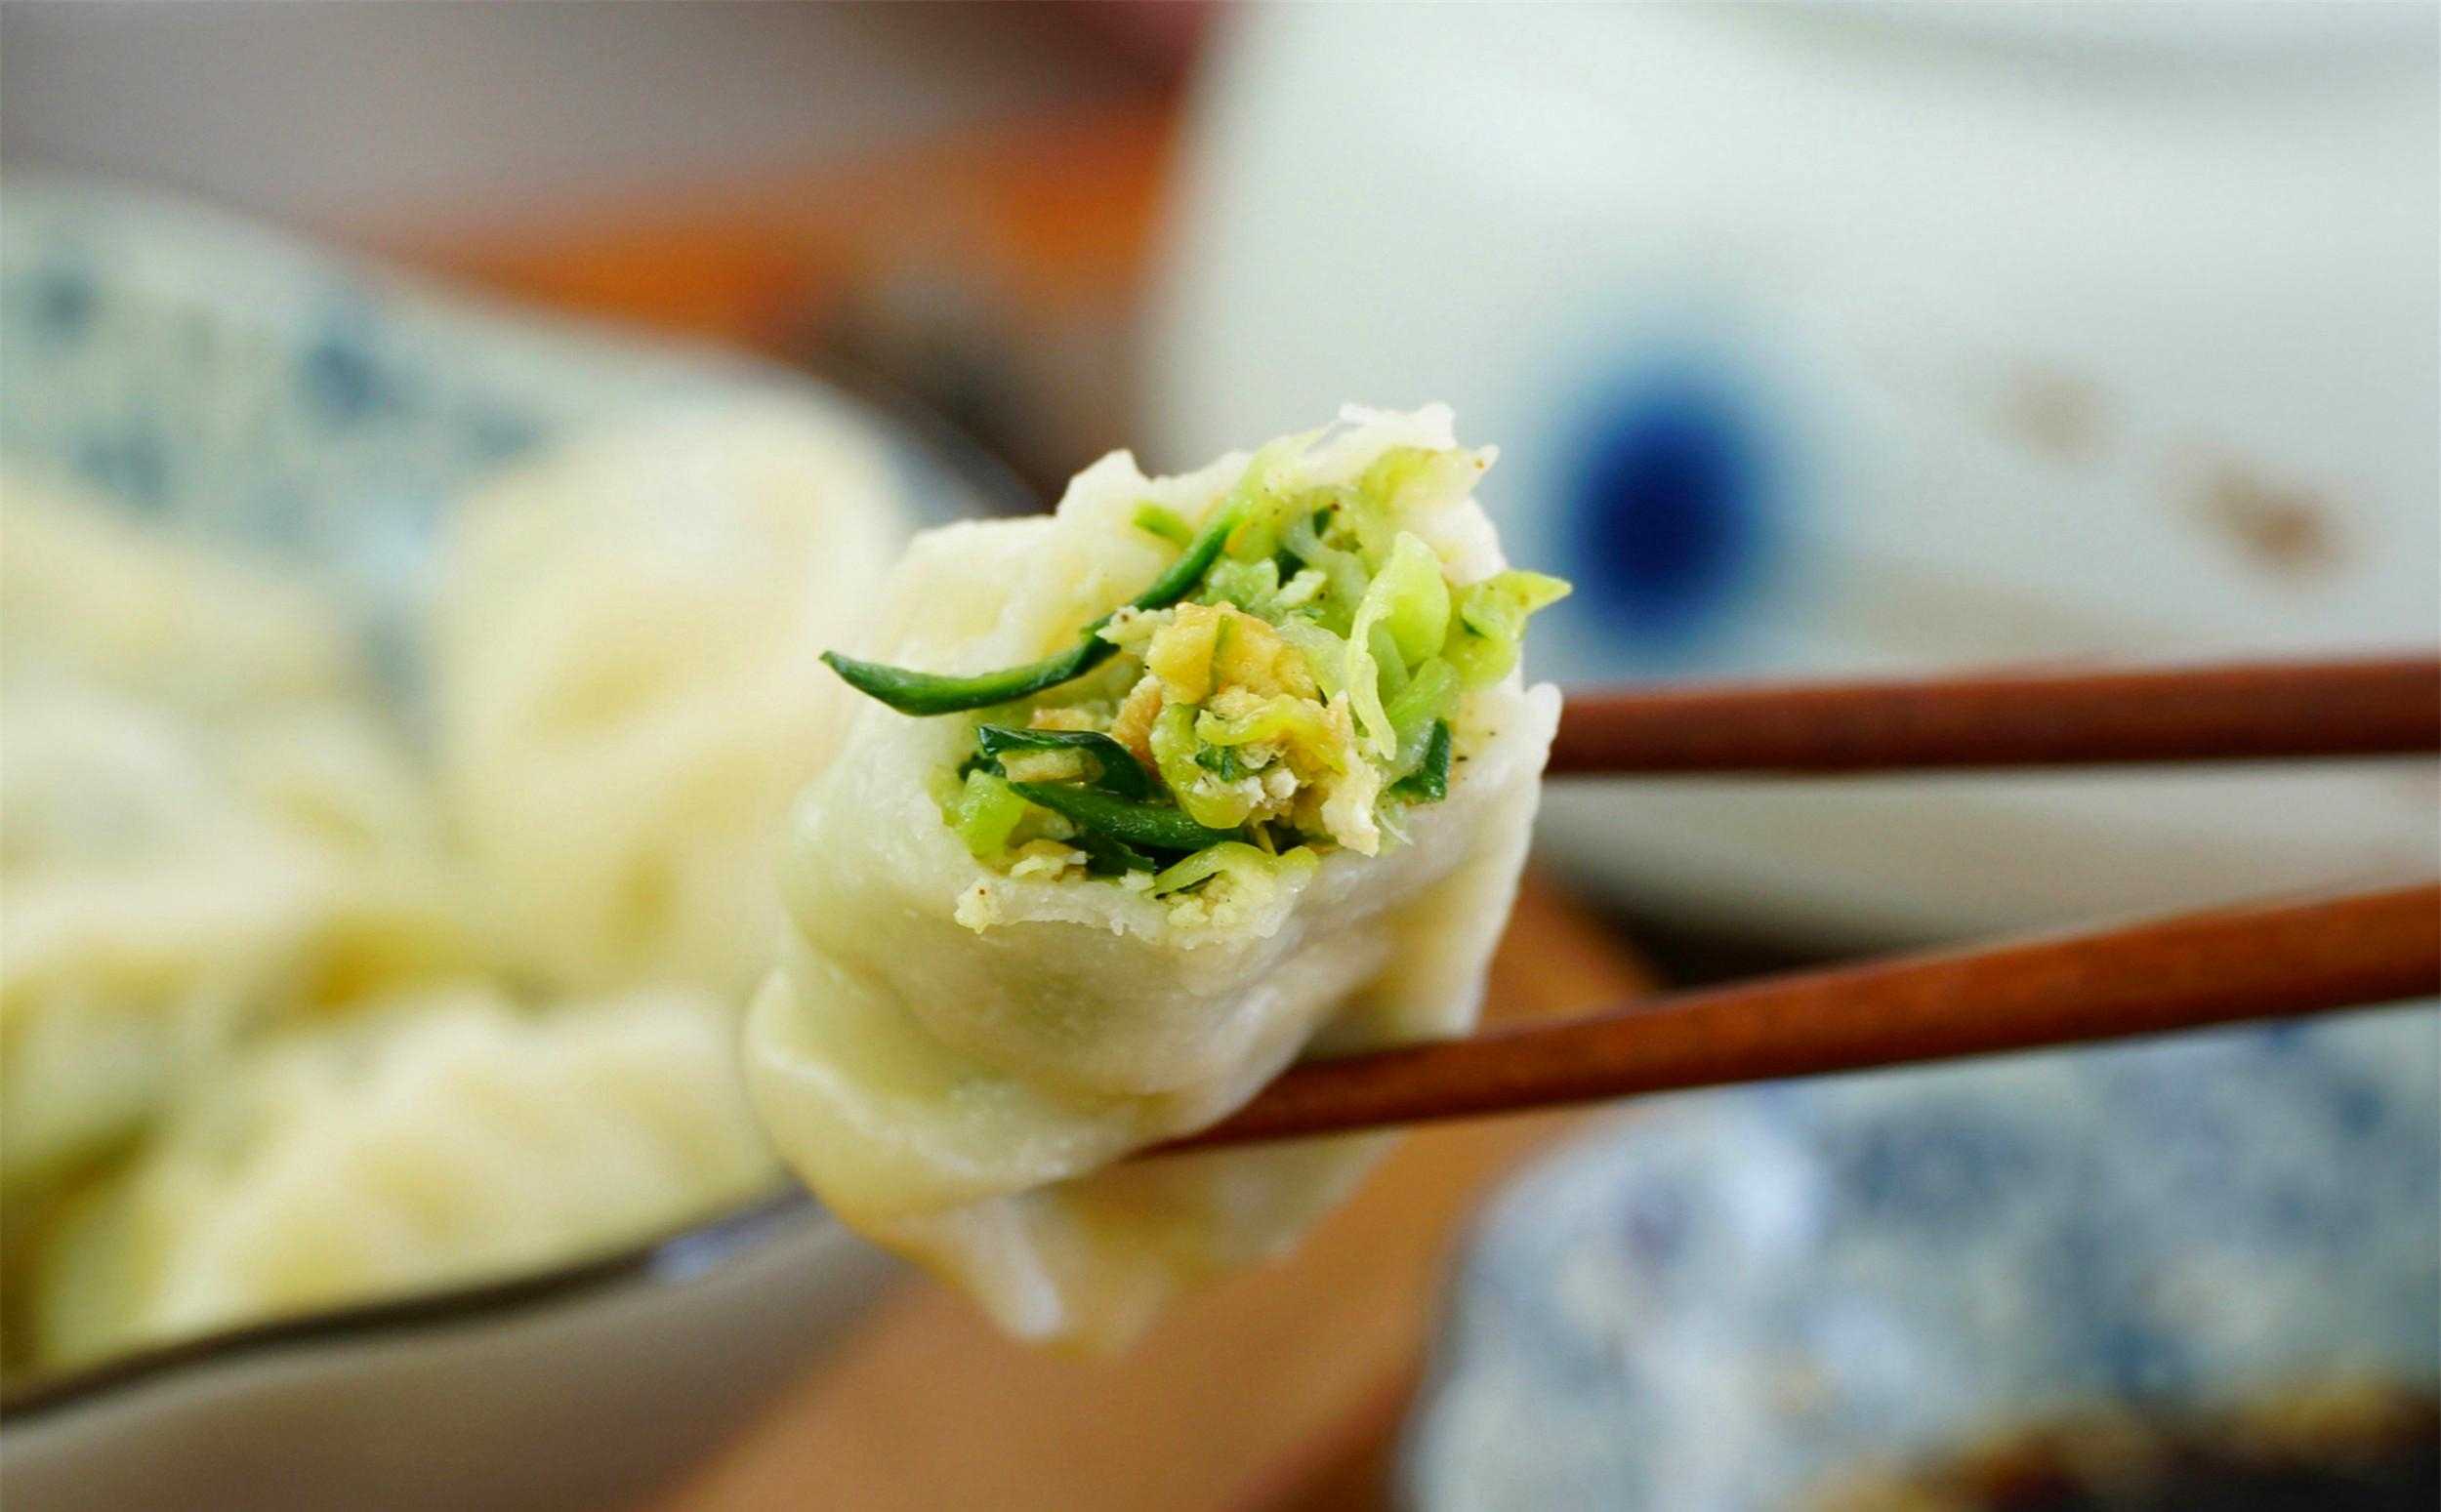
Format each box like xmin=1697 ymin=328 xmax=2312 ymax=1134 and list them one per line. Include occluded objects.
xmin=1547 ymin=653 xmax=2441 ymax=775
xmin=1157 ymin=883 xmax=2441 ymax=1153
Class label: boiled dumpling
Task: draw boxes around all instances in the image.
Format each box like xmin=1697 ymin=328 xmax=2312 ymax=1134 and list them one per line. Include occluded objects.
xmin=0 ymin=677 xmax=471 ymax=1197
xmin=26 ymin=983 xmax=776 ymax=1370
xmin=749 ymin=406 xmax=1563 ymax=1346
xmin=1 ymin=470 xmax=362 ymax=716
xmin=0 ymin=481 xmax=472 ymax=1202
xmin=430 ymin=402 xmax=910 ymax=999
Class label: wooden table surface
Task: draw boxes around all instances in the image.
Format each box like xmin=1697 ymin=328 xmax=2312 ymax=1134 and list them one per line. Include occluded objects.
xmin=392 ymin=105 xmax=1658 ymax=1509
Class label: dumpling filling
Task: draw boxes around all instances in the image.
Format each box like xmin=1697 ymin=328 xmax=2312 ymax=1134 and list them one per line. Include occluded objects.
xmin=827 ymin=436 xmax=1565 ymax=932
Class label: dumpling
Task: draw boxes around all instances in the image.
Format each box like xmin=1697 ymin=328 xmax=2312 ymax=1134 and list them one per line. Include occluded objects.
xmin=0 ymin=470 xmax=363 ymax=716
xmin=0 ymin=481 xmax=472 ymax=1202
xmin=0 ymin=676 xmax=472 ymax=1196
xmin=430 ymin=402 xmax=910 ymax=1000
xmin=748 ymin=406 xmax=1564 ymax=1347
xmin=25 ymin=983 xmax=777 ymax=1371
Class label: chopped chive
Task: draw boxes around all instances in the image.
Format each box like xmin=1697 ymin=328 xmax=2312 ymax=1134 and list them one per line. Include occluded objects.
xmin=1130 ymin=496 xmax=1246 ymax=611
xmin=1010 ymin=782 xmax=1246 ymax=854
xmin=973 ymin=724 xmax=1152 ymax=799
xmin=1193 ymin=743 xmax=1244 ymax=782
xmin=1072 ymin=830 xmax=1159 ymax=875
xmin=822 ymin=495 xmax=1246 ymax=716
xmin=822 ymin=639 xmax=1113 ymax=718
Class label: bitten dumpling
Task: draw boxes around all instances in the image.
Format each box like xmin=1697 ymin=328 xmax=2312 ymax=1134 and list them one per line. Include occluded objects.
xmin=25 ymin=984 xmax=776 ymax=1370
xmin=430 ymin=403 xmax=909 ymax=1000
xmin=748 ymin=406 xmax=1563 ymax=1347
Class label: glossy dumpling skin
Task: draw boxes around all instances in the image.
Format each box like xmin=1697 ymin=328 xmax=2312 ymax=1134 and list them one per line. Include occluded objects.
xmin=748 ymin=407 xmax=1558 ymax=1347
xmin=430 ymin=403 xmax=908 ymax=999
xmin=26 ymin=984 xmax=775 ymax=1370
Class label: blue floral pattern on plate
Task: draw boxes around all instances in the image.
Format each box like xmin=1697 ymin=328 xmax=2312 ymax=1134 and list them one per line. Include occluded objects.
xmin=0 ymin=177 xmax=1008 ymax=702
xmin=1403 ymin=1008 xmax=2440 ymax=1510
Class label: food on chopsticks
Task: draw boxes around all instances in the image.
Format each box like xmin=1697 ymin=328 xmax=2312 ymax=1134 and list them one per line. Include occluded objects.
xmin=749 ymin=406 xmax=1566 ymax=1347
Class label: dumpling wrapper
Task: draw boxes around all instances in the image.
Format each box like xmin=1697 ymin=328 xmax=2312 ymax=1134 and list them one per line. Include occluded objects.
xmin=431 ymin=402 xmax=908 ymax=1000
xmin=0 ymin=470 xmax=362 ymax=715
xmin=26 ymin=984 xmax=775 ymax=1370
xmin=0 ymin=483 xmax=473 ymax=1202
xmin=0 ymin=684 xmax=474 ymax=1376
xmin=748 ymin=406 xmax=1558 ymax=1348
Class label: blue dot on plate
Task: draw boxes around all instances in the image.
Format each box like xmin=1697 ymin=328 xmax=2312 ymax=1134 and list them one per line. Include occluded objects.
xmin=1562 ymin=370 xmax=1774 ymax=651
xmin=25 ymin=261 xmax=97 ymax=341
xmin=301 ymin=319 xmax=396 ymax=423
xmin=76 ymin=427 xmax=169 ymax=510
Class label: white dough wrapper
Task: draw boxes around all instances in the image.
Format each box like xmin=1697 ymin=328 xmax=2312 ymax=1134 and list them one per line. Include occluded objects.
xmin=0 ymin=674 xmax=476 ymax=1202
xmin=0 ymin=469 xmax=362 ymax=716
xmin=27 ymin=983 xmax=777 ymax=1371
xmin=431 ymin=401 xmax=909 ymax=1000
xmin=748 ymin=405 xmax=1559 ymax=1347
xmin=1 ymin=478 xmax=474 ymax=1203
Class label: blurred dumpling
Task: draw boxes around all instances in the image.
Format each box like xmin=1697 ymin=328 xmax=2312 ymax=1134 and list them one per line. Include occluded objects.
xmin=749 ymin=406 xmax=1562 ymax=1347
xmin=0 ymin=480 xmax=473 ymax=1202
xmin=1 ymin=470 xmax=362 ymax=715
xmin=430 ymin=403 xmax=910 ymax=1000
xmin=0 ymin=677 xmax=471 ymax=1196
xmin=3 ymin=411 xmax=899 ymax=1376
xmin=26 ymin=983 xmax=776 ymax=1371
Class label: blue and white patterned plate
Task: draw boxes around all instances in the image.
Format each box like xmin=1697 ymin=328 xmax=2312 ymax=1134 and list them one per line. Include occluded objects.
xmin=0 ymin=177 xmax=1019 ymax=1512
xmin=1 ymin=174 xmax=1014 ymax=704
xmin=1403 ymin=1007 xmax=2441 ymax=1510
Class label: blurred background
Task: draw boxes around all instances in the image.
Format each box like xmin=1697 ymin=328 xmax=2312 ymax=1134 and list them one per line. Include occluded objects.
xmin=3 ymin=3 xmax=2435 ymax=1509
xmin=16 ymin=0 xmax=2431 ymax=955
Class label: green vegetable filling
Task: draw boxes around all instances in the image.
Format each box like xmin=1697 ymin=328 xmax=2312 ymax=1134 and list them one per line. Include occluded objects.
xmin=830 ymin=438 xmax=1568 ymax=910
xmin=972 ymin=724 xmax=1150 ymax=799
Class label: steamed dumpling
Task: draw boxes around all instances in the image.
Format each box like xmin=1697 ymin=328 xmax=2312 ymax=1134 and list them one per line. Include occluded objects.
xmin=430 ymin=403 xmax=909 ymax=999
xmin=26 ymin=984 xmax=776 ymax=1370
xmin=749 ymin=406 xmax=1562 ymax=1346
xmin=2 ymin=415 xmax=891 ymax=1376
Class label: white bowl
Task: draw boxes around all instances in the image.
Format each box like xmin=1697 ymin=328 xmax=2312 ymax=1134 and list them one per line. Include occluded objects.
xmin=1153 ymin=3 xmax=2439 ymax=945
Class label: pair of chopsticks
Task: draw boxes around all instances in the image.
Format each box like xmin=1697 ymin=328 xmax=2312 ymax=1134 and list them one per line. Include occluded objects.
xmin=1164 ymin=652 xmax=2441 ymax=1155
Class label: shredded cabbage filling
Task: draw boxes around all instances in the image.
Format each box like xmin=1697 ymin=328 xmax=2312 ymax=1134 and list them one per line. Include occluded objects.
xmin=841 ymin=444 xmax=1567 ymax=921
